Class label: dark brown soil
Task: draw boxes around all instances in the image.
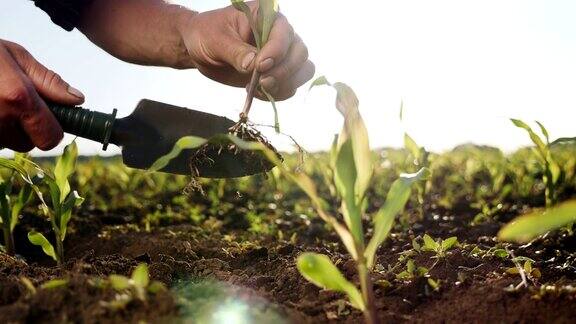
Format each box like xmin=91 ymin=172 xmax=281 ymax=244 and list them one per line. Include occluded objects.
xmin=1 ymin=200 xmax=575 ymax=324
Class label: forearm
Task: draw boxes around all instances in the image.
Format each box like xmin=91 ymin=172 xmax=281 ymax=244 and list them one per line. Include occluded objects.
xmin=78 ymin=0 xmax=196 ymax=69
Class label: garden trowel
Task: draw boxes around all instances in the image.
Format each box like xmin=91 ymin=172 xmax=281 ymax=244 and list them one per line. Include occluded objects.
xmin=47 ymin=99 xmax=273 ymax=178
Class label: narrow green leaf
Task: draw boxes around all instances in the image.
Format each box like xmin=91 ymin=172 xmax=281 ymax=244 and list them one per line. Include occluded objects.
xmin=511 ymin=119 xmax=548 ymax=159
xmin=40 ymin=279 xmax=68 ymax=290
xmin=28 ymin=231 xmax=57 ymax=262
xmin=399 ymin=100 xmax=404 ymax=121
xmin=20 ymin=277 xmax=36 ymax=295
xmin=261 ymin=87 xmax=280 ymax=133
xmin=148 ymin=136 xmax=207 ymax=172
xmin=11 ymin=183 xmax=33 ymax=231
xmin=60 ymin=191 xmax=84 ymax=240
xmin=333 ymin=83 xmax=373 ymax=202
xmin=297 ymin=253 xmax=365 ymax=310
xmin=498 ymin=200 xmax=576 ymax=243
xmin=365 ymin=168 xmax=430 ymax=269
xmin=257 ymin=0 xmax=279 ymax=45
xmin=535 ymin=121 xmax=550 ymax=144
xmin=132 ymin=263 xmax=150 ymax=288
xmin=54 ymin=141 xmax=78 ymax=202
xmin=404 ymin=133 xmax=421 ymax=160
xmin=231 ymin=0 xmax=261 ymax=48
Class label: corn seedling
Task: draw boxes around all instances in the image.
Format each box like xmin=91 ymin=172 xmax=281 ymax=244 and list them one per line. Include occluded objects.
xmin=231 ymin=0 xmax=280 ymax=132
xmin=28 ymin=141 xmax=84 ymax=265
xmin=103 ymin=264 xmax=166 ymax=310
xmin=399 ymin=102 xmax=431 ymax=210
xmin=0 ymin=154 xmax=41 ymax=255
xmin=289 ymin=78 xmax=429 ymax=324
xmin=511 ymin=119 xmax=561 ymax=207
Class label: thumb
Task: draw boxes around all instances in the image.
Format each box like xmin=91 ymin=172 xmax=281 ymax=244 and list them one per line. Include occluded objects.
xmin=219 ymin=36 xmax=258 ymax=73
xmin=6 ymin=43 xmax=84 ymax=105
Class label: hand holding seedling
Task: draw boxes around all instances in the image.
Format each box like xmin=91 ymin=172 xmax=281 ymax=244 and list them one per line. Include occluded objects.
xmin=182 ymin=1 xmax=315 ymax=102
xmin=78 ymin=0 xmax=314 ymax=102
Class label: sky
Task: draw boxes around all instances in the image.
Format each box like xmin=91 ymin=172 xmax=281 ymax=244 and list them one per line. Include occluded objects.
xmin=1 ymin=0 xmax=576 ymax=157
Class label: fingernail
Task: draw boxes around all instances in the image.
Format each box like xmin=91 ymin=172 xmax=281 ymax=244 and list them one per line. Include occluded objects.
xmin=241 ymin=52 xmax=256 ymax=71
xmin=260 ymin=76 xmax=277 ymax=91
xmin=67 ymin=86 xmax=84 ymax=99
xmin=259 ymin=58 xmax=275 ymax=71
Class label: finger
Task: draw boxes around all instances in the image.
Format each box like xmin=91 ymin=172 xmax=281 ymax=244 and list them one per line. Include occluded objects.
xmin=0 ymin=120 xmax=34 ymax=152
xmin=19 ymin=93 xmax=63 ymax=151
xmin=257 ymin=14 xmax=294 ymax=73
xmin=218 ymin=35 xmax=258 ymax=74
xmin=268 ymin=60 xmax=315 ymax=101
xmin=4 ymin=41 xmax=84 ymax=105
xmin=259 ymin=34 xmax=308 ymax=92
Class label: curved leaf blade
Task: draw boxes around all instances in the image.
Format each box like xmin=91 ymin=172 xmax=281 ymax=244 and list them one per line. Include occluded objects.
xmin=365 ymin=168 xmax=430 ymax=269
xmin=498 ymin=200 xmax=576 ymax=243
xmin=297 ymin=253 xmax=365 ymax=310
xmin=28 ymin=231 xmax=57 ymax=262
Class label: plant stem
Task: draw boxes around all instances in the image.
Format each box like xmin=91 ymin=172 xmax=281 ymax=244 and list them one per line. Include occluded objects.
xmin=3 ymin=226 xmax=14 ymax=255
xmin=55 ymin=237 xmax=64 ymax=266
xmin=239 ymin=68 xmax=261 ymax=122
xmin=358 ymin=260 xmax=379 ymax=324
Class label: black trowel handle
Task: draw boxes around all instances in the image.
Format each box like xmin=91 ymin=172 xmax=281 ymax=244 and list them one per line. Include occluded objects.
xmin=47 ymin=103 xmax=117 ymax=151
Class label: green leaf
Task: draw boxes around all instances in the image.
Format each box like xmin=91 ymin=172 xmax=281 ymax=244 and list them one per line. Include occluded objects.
xmin=54 ymin=141 xmax=78 ymax=203
xmin=535 ymin=121 xmax=550 ymax=144
xmin=148 ymin=281 xmax=166 ymax=294
xmin=261 ymin=87 xmax=280 ymax=133
xmin=511 ymin=119 xmax=548 ymax=159
xmin=257 ymin=0 xmax=279 ymax=45
xmin=28 ymin=231 xmax=57 ymax=262
xmin=148 ymin=136 xmax=207 ymax=172
xmin=399 ymin=100 xmax=404 ymax=121
xmin=60 ymin=191 xmax=84 ymax=240
xmin=296 ymin=253 xmax=365 ymax=310
xmin=109 ymin=275 xmax=130 ymax=291
xmin=422 ymin=234 xmax=438 ymax=251
xmin=365 ymin=168 xmax=430 ymax=269
xmin=334 ymin=139 xmax=361 ymax=242
xmin=441 ymin=237 xmax=458 ymax=250
xmin=132 ymin=263 xmax=150 ymax=288
xmin=404 ymin=133 xmax=421 ymax=161
xmin=333 ymin=83 xmax=373 ymax=203
xmin=309 ymin=76 xmax=331 ymax=90
xmin=550 ymin=137 xmax=576 ymax=146
xmin=231 ymin=0 xmax=261 ymax=48
xmin=11 ymin=183 xmax=34 ymax=231
xmin=40 ymin=279 xmax=68 ymax=290
xmin=492 ymin=248 xmax=509 ymax=259
xmin=498 ymin=200 xmax=576 ymax=243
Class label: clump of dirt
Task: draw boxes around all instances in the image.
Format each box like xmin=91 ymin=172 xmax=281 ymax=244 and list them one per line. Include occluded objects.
xmin=184 ymin=121 xmax=282 ymax=193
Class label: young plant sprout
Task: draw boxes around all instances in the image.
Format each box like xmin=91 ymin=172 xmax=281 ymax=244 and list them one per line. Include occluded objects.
xmin=511 ymin=119 xmax=561 ymax=207
xmin=103 ymin=263 xmax=166 ymax=310
xmin=28 ymin=141 xmax=84 ymax=265
xmin=291 ymin=77 xmax=429 ymax=324
xmin=0 ymin=154 xmax=41 ymax=255
xmin=399 ymin=102 xmax=430 ymax=210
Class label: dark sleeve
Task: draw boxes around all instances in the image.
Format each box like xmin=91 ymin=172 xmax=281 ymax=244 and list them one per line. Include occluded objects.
xmin=32 ymin=0 xmax=94 ymax=31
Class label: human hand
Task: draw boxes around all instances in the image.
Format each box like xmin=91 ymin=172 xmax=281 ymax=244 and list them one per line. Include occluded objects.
xmin=181 ymin=1 xmax=315 ymax=101
xmin=0 ymin=40 xmax=84 ymax=152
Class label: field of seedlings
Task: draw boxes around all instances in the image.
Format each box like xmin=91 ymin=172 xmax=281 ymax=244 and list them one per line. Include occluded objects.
xmin=0 ymin=79 xmax=575 ymax=324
